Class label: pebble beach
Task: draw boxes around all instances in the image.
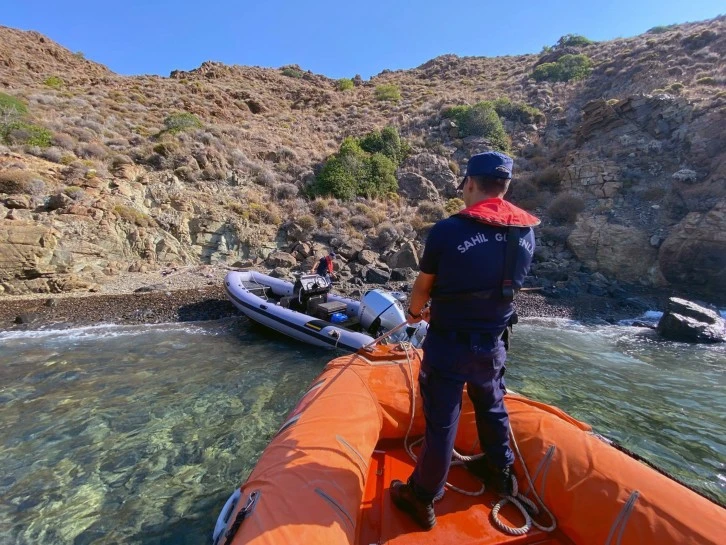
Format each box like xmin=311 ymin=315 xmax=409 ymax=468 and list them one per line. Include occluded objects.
xmin=0 ymin=266 xmax=666 ymax=332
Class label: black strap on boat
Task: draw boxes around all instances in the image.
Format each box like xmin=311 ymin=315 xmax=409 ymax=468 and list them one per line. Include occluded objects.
xmin=431 ymin=227 xmax=522 ymax=302
xmin=221 ymin=490 xmax=260 ymax=545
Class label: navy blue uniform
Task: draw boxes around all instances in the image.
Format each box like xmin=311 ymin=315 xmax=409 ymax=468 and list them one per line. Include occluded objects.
xmin=409 ymin=215 xmax=535 ymax=502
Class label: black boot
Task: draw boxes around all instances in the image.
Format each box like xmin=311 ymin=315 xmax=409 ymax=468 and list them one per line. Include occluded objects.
xmin=465 ymin=457 xmax=514 ymax=496
xmin=390 ymin=479 xmax=436 ymax=530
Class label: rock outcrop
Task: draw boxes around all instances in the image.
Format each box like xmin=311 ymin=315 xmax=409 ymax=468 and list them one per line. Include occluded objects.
xmin=0 ymin=17 xmax=724 ymax=300
xmin=658 ymin=199 xmax=726 ymax=294
xmin=657 ymin=297 xmax=726 ymax=343
xmin=567 ymin=216 xmax=658 ymax=284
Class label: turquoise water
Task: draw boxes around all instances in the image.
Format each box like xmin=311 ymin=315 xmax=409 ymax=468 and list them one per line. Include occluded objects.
xmin=0 ymin=317 xmax=724 ymax=544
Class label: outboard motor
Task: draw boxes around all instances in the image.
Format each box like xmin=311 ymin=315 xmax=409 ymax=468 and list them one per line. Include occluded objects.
xmin=358 ymin=289 xmax=408 ymax=340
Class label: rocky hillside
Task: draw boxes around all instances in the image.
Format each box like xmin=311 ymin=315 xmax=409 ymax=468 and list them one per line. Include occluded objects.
xmin=0 ymin=18 xmax=724 ymax=301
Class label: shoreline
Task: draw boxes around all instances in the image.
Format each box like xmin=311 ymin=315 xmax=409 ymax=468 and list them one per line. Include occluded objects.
xmin=0 ymin=267 xmax=669 ymax=333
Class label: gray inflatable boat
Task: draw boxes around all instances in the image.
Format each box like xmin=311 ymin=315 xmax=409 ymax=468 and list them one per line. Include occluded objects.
xmin=224 ymin=270 xmax=426 ymax=351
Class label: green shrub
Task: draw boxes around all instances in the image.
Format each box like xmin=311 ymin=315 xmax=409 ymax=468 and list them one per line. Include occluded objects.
xmin=556 ymin=34 xmax=594 ymax=47
xmin=681 ymin=30 xmax=717 ymax=51
xmin=311 ymin=127 xmax=409 ymax=200
xmin=2 ymin=122 xmax=53 ymax=147
xmin=695 ymin=76 xmax=717 ymax=86
xmin=444 ymin=198 xmax=465 ymax=215
xmin=358 ymin=153 xmax=398 ymax=197
xmin=417 ymin=202 xmax=446 ymax=222
xmin=0 ymin=92 xmax=28 ymax=117
xmin=533 ymin=54 xmax=592 ymax=82
xmin=492 ymin=97 xmax=544 ymax=124
xmin=647 ymin=25 xmax=676 ymax=34
xmin=667 ymin=82 xmax=684 ymax=93
xmin=44 ymin=76 xmax=64 ymax=89
xmin=337 ymin=78 xmax=354 ymax=91
xmin=533 ymin=167 xmax=561 ymax=190
xmin=442 ymin=102 xmax=510 ymax=152
xmin=359 ymin=126 xmax=410 ymax=164
xmin=242 ymin=202 xmax=282 ymax=226
xmin=547 ymin=193 xmax=585 ymax=224
xmin=113 ymin=205 xmax=155 ymax=227
xmin=508 ymin=179 xmax=544 ymax=210
xmin=0 ymin=169 xmax=39 ymax=194
xmin=64 ymin=186 xmax=86 ymax=200
xmin=374 ymin=84 xmax=401 ymax=102
xmin=281 ymin=66 xmax=303 ymax=78
xmin=313 ymin=139 xmax=364 ymax=200
xmin=296 ymin=214 xmax=317 ymax=230
xmin=162 ymin=112 xmax=202 ymax=134
xmin=153 ymin=140 xmax=181 ymax=156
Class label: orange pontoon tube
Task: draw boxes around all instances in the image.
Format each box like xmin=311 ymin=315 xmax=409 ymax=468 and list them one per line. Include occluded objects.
xmin=213 ymin=346 xmax=726 ymax=545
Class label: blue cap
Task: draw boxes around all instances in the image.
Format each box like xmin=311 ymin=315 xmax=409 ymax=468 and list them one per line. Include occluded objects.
xmin=329 ymin=251 xmax=336 ymax=258
xmin=458 ymin=151 xmax=513 ymax=189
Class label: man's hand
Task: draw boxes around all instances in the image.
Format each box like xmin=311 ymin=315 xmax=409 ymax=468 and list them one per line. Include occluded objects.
xmin=406 ymin=272 xmax=435 ymax=324
xmin=406 ymin=307 xmax=430 ymax=325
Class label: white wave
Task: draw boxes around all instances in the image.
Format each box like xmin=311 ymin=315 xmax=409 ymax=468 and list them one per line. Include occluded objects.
xmin=0 ymin=319 xmax=234 ymax=342
xmin=519 ymin=316 xmax=583 ymax=328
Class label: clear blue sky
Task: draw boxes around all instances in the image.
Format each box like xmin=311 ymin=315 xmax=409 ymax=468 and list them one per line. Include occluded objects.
xmin=3 ymin=0 xmax=723 ymax=79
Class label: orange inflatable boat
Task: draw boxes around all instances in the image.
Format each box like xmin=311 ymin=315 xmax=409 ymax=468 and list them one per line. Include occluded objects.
xmin=212 ymin=345 xmax=726 ymax=545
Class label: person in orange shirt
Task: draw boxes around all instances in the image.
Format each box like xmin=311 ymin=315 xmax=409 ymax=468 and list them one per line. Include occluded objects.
xmin=310 ymin=251 xmax=336 ymax=281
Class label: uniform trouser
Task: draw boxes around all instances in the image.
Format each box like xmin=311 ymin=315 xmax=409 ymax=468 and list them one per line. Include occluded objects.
xmin=409 ymin=329 xmax=514 ymax=502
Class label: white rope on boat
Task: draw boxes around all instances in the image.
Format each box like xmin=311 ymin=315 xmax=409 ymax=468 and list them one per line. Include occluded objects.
xmin=604 ymin=490 xmax=639 ymax=545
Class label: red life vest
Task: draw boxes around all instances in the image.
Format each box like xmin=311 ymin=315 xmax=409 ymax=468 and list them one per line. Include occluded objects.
xmin=456 ymin=198 xmax=540 ymax=227
xmin=325 ymin=255 xmax=334 ymax=274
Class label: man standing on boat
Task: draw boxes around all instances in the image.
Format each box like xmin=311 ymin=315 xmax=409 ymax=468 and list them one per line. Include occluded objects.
xmin=311 ymin=251 xmax=336 ymax=282
xmin=390 ymin=151 xmax=539 ymax=530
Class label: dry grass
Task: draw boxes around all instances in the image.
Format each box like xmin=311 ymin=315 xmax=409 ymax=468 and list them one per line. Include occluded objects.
xmin=0 ymin=15 xmax=722 ymax=253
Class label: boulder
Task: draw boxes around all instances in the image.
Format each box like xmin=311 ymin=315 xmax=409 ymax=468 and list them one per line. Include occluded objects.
xmin=336 ymin=239 xmax=364 ymax=260
xmin=656 ymin=297 xmax=725 ymax=343
xmin=266 ymin=251 xmax=297 ymax=269
xmin=269 ymin=267 xmax=291 ymax=278
xmin=47 ymin=192 xmax=73 ymax=211
xmin=284 ymin=222 xmax=306 ymax=242
xmin=672 ymin=169 xmax=699 ymax=184
xmin=358 ymin=249 xmax=379 ymax=266
xmin=399 ymin=153 xmax=458 ymax=198
xmin=4 ymin=195 xmax=31 ymax=209
xmin=532 ymin=261 xmax=569 ymax=282
xmin=386 ymin=243 xmax=420 ymax=270
xmin=364 ymin=267 xmax=391 ymax=284
xmin=397 ymin=172 xmax=440 ymax=202
xmin=390 ymin=267 xmax=416 ymax=281
xmin=348 ymin=261 xmax=364 ymax=276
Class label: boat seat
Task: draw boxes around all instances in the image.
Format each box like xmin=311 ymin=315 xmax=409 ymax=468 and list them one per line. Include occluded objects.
xmin=241 ymin=280 xmax=270 ymax=298
xmin=311 ymin=300 xmax=348 ymax=320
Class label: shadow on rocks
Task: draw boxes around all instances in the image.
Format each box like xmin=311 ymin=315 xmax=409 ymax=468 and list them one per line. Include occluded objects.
xmin=177 ymin=298 xmax=237 ymax=322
